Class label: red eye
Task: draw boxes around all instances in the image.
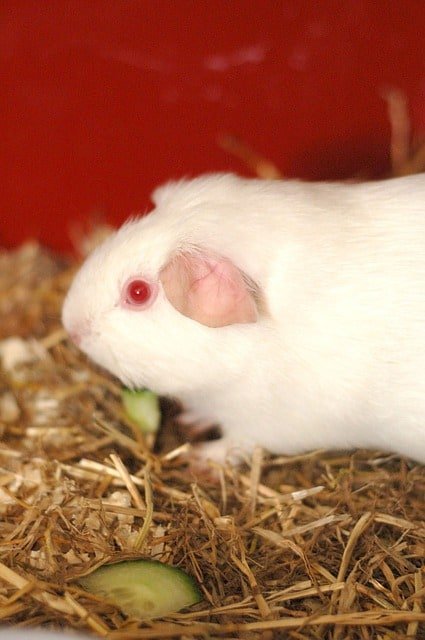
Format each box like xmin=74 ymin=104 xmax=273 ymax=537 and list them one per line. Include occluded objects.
xmin=126 ymin=279 xmax=151 ymax=304
xmin=121 ymin=277 xmax=158 ymax=310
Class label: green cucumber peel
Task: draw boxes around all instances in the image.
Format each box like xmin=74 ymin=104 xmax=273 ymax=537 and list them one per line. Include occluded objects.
xmin=78 ymin=559 xmax=201 ymax=619
xmin=121 ymin=388 xmax=161 ymax=434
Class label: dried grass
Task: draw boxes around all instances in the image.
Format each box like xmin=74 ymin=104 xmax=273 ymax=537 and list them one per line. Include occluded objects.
xmin=0 ymin=90 xmax=425 ymax=639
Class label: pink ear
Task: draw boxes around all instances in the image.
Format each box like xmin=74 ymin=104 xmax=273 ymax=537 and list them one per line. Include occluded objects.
xmin=160 ymin=251 xmax=258 ymax=327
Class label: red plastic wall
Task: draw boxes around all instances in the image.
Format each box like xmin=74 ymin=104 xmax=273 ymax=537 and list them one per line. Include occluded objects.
xmin=1 ymin=1 xmax=425 ymax=252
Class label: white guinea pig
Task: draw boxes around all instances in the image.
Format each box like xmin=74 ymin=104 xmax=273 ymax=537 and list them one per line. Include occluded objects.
xmin=62 ymin=172 xmax=425 ymax=465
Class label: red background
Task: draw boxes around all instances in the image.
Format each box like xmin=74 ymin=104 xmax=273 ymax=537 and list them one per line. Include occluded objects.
xmin=1 ymin=1 xmax=425 ymax=253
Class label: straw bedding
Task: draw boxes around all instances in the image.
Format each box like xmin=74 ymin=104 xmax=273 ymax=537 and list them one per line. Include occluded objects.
xmin=0 ymin=92 xmax=424 ymax=639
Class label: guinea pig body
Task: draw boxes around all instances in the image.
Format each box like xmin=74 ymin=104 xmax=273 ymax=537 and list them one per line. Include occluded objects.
xmin=62 ymin=173 xmax=425 ymax=464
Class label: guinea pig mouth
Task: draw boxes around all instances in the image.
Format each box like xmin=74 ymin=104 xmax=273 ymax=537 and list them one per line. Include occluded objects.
xmin=81 ymin=339 xmax=122 ymax=379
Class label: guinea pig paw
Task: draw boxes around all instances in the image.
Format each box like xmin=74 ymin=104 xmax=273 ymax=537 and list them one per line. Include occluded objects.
xmin=185 ymin=441 xmax=226 ymax=482
xmin=191 ymin=438 xmax=243 ymax=467
xmin=185 ymin=440 xmax=247 ymax=482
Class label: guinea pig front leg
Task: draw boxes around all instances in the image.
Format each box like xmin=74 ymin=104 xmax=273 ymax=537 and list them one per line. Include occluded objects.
xmin=176 ymin=410 xmax=218 ymax=439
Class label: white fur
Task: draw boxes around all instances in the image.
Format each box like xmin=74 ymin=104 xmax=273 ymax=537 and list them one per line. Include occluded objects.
xmin=62 ymin=173 xmax=425 ymax=463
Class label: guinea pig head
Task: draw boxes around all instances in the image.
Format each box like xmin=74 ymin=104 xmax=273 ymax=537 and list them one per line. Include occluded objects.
xmin=62 ymin=217 xmax=259 ymax=395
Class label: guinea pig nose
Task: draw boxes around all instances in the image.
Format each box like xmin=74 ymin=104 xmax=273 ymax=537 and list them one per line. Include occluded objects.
xmin=69 ymin=330 xmax=83 ymax=347
xmin=67 ymin=321 xmax=91 ymax=347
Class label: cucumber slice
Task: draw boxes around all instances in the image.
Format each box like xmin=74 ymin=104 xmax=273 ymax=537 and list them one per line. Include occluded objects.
xmin=121 ymin=388 xmax=161 ymax=434
xmin=78 ymin=560 xmax=201 ymax=618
